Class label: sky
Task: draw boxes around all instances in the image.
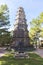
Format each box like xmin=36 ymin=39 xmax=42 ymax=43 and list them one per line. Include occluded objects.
xmin=0 ymin=0 xmax=43 ymax=31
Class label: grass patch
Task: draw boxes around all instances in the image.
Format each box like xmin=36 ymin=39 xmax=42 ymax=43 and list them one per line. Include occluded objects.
xmin=0 ymin=53 xmax=43 ymax=65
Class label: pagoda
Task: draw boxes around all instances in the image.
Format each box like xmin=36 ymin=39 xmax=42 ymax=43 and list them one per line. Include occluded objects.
xmin=12 ymin=7 xmax=30 ymax=49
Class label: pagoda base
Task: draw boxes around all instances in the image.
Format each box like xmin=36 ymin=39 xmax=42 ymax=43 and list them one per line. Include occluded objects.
xmin=14 ymin=52 xmax=29 ymax=59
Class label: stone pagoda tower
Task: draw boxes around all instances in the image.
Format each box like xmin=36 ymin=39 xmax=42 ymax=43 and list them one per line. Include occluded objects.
xmin=12 ymin=7 xmax=30 ymax=48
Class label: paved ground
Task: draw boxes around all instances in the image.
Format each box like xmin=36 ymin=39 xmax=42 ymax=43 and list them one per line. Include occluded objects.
xmin=0 ymin=47 xmax=6 ymax=57
xmin=0 ymin=53 xmax=5 ymax=57
xmin=34 ymin=48 xmax=43 ymax=58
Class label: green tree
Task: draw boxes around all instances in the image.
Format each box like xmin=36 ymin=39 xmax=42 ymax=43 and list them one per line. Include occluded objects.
xmin=0 ymin=4 xmax=11 ymax=46
xmin=29 ymin=12 xmax=43 ymax=48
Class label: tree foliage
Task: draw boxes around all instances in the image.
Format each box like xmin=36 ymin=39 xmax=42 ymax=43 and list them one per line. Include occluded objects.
xmin=29 ymin=12 xmax=43 ymax=45
xmin=0 ymin=4 xmax=11 ymax=46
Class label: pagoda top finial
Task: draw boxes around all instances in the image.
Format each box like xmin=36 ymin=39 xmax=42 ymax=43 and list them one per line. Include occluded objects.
xmin=17 ymin=7 xmax=24 ymax=12
xmin=18 ymin=7 xmax=24 ymax=9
